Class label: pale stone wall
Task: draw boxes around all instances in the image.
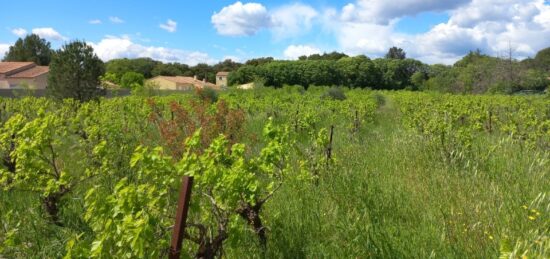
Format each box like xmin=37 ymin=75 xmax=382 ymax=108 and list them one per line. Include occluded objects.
xmin=148 ymin=77 xmax=195 ymax=91
xmin=5 ymin=73 xmax=48 ymax=89
xmin=216 ymin=75 xmax=228 ymax=87
xmin=0 ymin=80 xmax=9 ymax=89
xmin=148 ymin=77 xmax=177 ymax=90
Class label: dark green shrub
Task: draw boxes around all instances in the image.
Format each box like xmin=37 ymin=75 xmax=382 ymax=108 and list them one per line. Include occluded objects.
xmin=322 ymin=87 xmax=346 ymax=101
xmin=196 ymin=87 xmax=219 ymax=103
xmin=373 ymin=93 xmax=386 ymax=107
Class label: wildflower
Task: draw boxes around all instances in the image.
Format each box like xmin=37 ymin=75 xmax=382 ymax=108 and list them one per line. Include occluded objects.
xmin=528 ymin=216 xmax=536 ymax=221
xmin=489 ymin=235 xmax=494 ymax=240
xmin=521 ymin=205 xmax=528 ymax=209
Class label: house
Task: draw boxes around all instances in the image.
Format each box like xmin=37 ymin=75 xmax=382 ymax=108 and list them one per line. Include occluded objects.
xmin=0 ymin=62 xmax=49 ymax=89
xmin=216 ymin=72 xmax=229 ymax=88
xmin=147 ymin=76 xmax=219 ymax=91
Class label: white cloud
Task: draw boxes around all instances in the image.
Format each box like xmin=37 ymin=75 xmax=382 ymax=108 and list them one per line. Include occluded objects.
xmin=31 ymin=27 xmax=66 ymax=41
xmin=89 ymin=36 xmax=215 ymax=65
xmin=323 ymin=0 xmax=550 ymax=64
xmin=271 ymin=4 xmax=318 ymax=40
xmin=418 ymin=0 xmax=550 ymax=60
xmin=109 ymin=16 xmax=125 ymax=24
xmin=160 ymin=19 xmax=177 ymax=33
xmin=212 ymin=2 xmax=320 ymax=39
xmin=0 ymin=44 xmax=10 ymax=60
xmin=11 ymin=28 xmax=27 ymax=37
xmin=340 ymin=0 xmax=470 ymax=25
xmin=212 ymin=2 xmax=271 ymax=36
xmin=283 ymin=45 xmax=321 ymax=59
xmin=89 ymin=19 xmax=102 ymax=25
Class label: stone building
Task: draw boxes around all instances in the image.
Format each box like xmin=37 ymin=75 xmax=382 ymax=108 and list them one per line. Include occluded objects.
xmin=0 ymin=62 xmax=49 ymax=89
xmin=216 ymin=72 xmax=229 ymax=88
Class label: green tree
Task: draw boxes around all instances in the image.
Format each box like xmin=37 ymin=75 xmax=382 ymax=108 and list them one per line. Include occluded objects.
xmin=374 ymin=58 xmax=425 ymax=89
xmin=533 ymin=47 xmax=550 ymax=72
xmin=519 ymin=69 xmax=549 ymax=91
xmin=228 ymin=65 xmax=260 ymax=85
xmin=410 ymin=71 xmax=427 ymax=90
xmin=385 ymin=47 xmax=406 ymax=60
xmin=105 ymin=58 xmax=159 ymax=79
xmin=245 ymin=57 xmax=274 ymax=66
xmin=192 ymin=63 xmax=216 ymax=82
xmin=2 ymin=34 xmax=53 ymax=65
xmin=47 ymin=41 xmax=105 ymax=101
xmin=213 ymin=59 xmax=242 ymax=72
xmin=151 ymin=63 xmax=184 ymax=77
xmin=120 ymin=71 xmax=145 ymax=89
xmin=336 ymin=56 xmax=379 ymax=88
xmin=100 ymin=72 xmax=119 ymax=85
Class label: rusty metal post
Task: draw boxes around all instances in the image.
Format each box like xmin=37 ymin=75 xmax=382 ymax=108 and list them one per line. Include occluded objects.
xmin=169 ymin=176 xmax=194 ymax=259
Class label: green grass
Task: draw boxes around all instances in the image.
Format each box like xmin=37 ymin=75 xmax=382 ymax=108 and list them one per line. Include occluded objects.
xmin=225 ymin=95 xmax=548 ymax=258
xmin=1 ymin=92 xmax=548 ymax=258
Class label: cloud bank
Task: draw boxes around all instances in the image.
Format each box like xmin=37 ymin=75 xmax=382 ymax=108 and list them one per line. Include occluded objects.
xmin=0 ymin=44 xmax=10 ymax=60
xmin=215 ymin=0 xmax=550 ymax=64
xmin=284 ymin=45 xmax=321 ymax=59
xmin=89 ymin=36 xmax=215 ymax=65
xmin=31 ymin=27 xmax=66 ymax=41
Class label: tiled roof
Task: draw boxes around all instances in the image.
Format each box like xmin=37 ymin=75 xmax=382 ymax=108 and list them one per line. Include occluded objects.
xmin=8 ymin=66 xmax=49 ymax=78
xmin=216 ymin=71 xmax=229 ymax=76
xmin=0 ymin=62 xmax=35 ymax=74
xmin=158 ymin=76 xmax=218 ymax=88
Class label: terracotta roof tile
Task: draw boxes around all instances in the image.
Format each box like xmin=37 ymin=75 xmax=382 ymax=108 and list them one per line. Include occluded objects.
xmin=0 ymin=62 xmax=35 ymax=74
xmin=8 ymin=66 xmax=49 ymax=78
xmin=216 ymin=71 xmax=229 ymax=76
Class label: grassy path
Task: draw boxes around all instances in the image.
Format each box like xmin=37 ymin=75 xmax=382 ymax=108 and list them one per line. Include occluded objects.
xmin=234 ymin=94 xmax=549 ymax=258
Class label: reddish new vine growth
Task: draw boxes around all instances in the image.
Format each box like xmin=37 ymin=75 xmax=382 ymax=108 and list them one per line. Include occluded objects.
xmin=147 ymin=98 xmax=245 ymax=158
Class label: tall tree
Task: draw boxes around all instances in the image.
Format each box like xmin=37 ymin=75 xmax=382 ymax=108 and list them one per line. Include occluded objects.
xmin=385 ymin=47 xmax=406 ymax=60
xmin=3 ymin=34 xmax=53 ymax=65
xmin=534 ymin=47 xmax=550 ymax=72
xmin=47 ymin=41 xmax=105 ymax=101
xmin=105 ymin=58 xmax=159 ymax=79
xmin=120 ymin=71 xmax=145 ymax=89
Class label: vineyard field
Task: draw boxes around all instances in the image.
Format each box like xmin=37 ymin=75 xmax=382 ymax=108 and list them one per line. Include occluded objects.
xmin=0 ymin=87 xmax=548 ymax=258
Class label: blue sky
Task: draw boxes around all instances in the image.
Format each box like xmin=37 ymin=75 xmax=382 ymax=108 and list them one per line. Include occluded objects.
xmin=1 ymin=0 xmax=550 ymax=65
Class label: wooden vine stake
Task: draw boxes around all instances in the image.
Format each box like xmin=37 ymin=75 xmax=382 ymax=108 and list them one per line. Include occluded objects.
xmin=326 ymin=125 xmax=334 ymax=168
xmin=169 ymin=176 xmax=194 ymax=259
xmin=353 ymin=110 xmax=360 ymax=135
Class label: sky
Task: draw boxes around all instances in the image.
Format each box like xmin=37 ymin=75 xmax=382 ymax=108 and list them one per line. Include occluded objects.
xmin=1 ymin=0 xmax=549 ymax=65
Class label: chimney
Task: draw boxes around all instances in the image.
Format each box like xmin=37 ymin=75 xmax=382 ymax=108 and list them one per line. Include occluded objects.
xmin=194 ymin=75 xmax=197 ymax=80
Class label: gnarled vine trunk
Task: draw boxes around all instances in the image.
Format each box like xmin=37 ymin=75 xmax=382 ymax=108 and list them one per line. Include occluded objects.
xmin=237 ymin=202 xmax=267 ymax=247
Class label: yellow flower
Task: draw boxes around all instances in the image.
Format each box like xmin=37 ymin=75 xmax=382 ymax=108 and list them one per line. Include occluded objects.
xmin=528 ymin=216 xmax=536 ymax=221
xmin=521 ymin=205 xmax=528 ymax=209
xmin=489 ymin=235 xmax=494 ymax=240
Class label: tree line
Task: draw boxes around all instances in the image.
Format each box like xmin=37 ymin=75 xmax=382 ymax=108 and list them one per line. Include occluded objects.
xmin=230 ymin=47 xmax=550 ymax=93
xmin=3 ymin=34 xmax=549 ymax=101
